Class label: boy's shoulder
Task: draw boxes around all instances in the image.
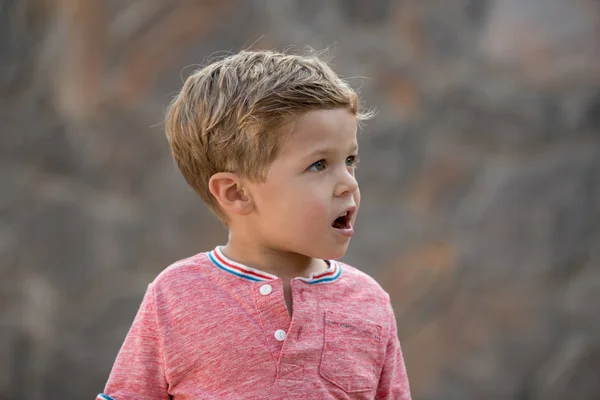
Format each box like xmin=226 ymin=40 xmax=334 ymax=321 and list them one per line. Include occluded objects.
xmin=336 ymin=260 xmax=392 ymax=303
xmin=338 ymin=260 xmax=385 ymax=285
xmin=150 ymin=251 xmax=214 ymax=292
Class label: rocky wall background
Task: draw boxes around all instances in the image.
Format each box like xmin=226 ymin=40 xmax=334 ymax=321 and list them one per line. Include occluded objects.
xmin=1 ymin=0 xmax=600 ymax=399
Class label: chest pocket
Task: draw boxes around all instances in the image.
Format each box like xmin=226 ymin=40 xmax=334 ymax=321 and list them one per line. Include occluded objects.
xmin=319 ymin=310 xmax=385 ymax=393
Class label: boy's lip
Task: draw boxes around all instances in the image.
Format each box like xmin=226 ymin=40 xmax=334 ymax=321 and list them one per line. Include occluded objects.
xmin=334 ymin=205 xmax=357 ymax=220
xmin=331 ymin=205 xmax=357 ymax=237
xmin=332 ymin=225 xmax=355 ymax=237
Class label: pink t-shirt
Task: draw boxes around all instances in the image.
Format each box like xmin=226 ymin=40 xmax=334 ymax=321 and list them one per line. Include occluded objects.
xmin=97 ymin=247 xmax=411 ymax=399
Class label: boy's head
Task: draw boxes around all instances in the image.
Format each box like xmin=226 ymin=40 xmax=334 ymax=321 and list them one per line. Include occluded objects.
xmin=166 ymin=50 xmax=371 ymax=259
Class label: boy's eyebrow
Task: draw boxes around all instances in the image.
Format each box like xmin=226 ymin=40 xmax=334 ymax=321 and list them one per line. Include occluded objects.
xmin=304 ymin=144 xmax=359 ymax=158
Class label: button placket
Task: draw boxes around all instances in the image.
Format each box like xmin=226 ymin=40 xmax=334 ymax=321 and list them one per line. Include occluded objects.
xmin=275 ymin=281 xmax=310 ymax=384
xmin=253 ymin=280 xmax=291 ymax=358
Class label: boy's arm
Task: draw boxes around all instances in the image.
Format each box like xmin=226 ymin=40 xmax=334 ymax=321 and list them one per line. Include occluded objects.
xmin=96 ymin=283 xmax=170 ymax=400
xmin=375 ymin=296 xmax=412 ymax=400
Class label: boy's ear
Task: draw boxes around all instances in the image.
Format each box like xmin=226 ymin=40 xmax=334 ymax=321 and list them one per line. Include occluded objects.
xmin=208 ymin=172 xmax=254 ymax=216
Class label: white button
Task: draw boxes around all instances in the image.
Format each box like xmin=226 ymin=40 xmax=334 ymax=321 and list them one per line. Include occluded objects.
xmin=274 ymin=329 xmax=287 ymax=341
xmin=259 ymin=284 xmax=272 ymax=295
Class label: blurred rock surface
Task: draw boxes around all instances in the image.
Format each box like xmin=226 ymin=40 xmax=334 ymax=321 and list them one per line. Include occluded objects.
xmin=1 ymin=0 xmax=600 ymax=399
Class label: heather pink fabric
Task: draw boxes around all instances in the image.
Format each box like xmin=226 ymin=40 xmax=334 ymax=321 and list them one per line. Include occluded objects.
xmin=98 ymin=248 xmax=411 ymax=399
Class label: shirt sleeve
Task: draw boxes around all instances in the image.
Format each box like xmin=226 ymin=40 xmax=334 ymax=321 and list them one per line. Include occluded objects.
xmin=97 ymin=283 xmax=170 ymax=400
xmin=375 ymin=296 xmax=412 ymax=400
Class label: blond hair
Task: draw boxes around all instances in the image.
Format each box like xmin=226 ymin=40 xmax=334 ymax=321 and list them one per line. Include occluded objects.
xmin=165 ymin=50 xmax=371 ymax=220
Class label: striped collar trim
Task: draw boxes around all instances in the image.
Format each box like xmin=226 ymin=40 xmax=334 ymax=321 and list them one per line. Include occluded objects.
xmin=296 ymin=260 xmax=342 ymax=284
xmin=209 ymin=247 xmax=277 ymax=282
xmin=208 ymin=247 xmax=342 ymax=284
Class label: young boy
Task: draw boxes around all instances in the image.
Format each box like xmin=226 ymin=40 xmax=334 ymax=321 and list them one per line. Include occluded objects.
xmin=97 ymin=50 xmax=411 ymax=400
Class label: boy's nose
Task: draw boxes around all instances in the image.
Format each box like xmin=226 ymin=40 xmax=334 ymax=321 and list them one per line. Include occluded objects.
xmin=334 ymin=170 xmax=359 ymax=197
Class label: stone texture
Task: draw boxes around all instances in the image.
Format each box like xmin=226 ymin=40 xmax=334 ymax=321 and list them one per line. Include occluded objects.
xmin=482 ymin=0 xmax=600 ymax=85
xmin=2 ymin=0 xmax=600 ymax=399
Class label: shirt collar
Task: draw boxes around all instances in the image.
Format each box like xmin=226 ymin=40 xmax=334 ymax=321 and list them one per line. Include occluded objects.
xmin=208 ymin=246 xmax=342 ymax=284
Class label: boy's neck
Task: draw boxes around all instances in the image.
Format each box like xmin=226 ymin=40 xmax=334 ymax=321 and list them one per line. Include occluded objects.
xmin=221 ymin=237 xmax=328 ymax=281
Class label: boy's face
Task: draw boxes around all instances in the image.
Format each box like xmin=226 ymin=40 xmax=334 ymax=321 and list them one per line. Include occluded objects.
xmin=246 ymin=108 xmax=360 ymax=260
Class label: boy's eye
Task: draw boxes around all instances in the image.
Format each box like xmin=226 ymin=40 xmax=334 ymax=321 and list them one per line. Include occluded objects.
xmin=346 ymin=155 xmax=359 ymax=167
xmin=309 ymin=160 xmax=327 ymax=172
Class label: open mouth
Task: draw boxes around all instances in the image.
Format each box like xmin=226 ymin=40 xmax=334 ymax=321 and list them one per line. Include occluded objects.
xmin=331 ymin=208 xmax=355 ymax=230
